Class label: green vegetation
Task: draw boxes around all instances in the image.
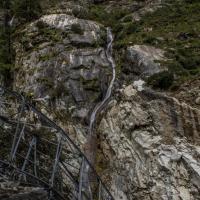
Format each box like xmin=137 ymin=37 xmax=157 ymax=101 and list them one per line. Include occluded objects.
xmin=71 ymin=23 xmax=84 ymax=35
xmin=17 ymin=20 xmax=66 ymax=52
xmin=72 ymin=7 xmax=89 ymax=19
xmin=37 ymin=22 xmax=63 ymax=42
xmin=0 ymin=28 xmax=13 ymax=79
xmin=0 ymin=0 xmax=199 ymax=90
xmin=87 ymin=0 xmax=200 ymax=89
xmin=11 ymin=0 xmax=42 ymax=22
xmin=0 ymin=0 xmax=13 ymax=83
xmin=88 ymin=5 xmax=130 ymax=27
xmin=0 ymin=0 xmax=42 ymax=84
xmin=148 ymin=71 xmax=174 ymax=89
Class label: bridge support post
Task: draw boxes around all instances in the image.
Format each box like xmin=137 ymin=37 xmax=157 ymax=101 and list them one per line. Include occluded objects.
xmin=10 ymin=96 xmax=26 ymax=162
xmin=11 ymin=120 xmax=26 ymax=161
xmin=19 ymin=136 xmax=37 ymax=181
xmin=78 ymin=157 xmax=85 ymax=200
xmin=49 ymin=135 xmax=63 ymax=199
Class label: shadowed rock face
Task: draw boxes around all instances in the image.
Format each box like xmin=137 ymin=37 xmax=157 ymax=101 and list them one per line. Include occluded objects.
xmin=97 ymin=85 xmax=200 ymax=200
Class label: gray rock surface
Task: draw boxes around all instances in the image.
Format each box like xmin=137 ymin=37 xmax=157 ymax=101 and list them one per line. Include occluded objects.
xmin=14 ymin=14 xmax=109 ymax=124
xmin=125 ymin=45 xmax=166 ymax=77
xmin=169 ymin=77 xmax=200 ymax=110
xmin=40 ymin=14 xmax=105 ymax=46
xmin=97 ymin=85 xmax=200 ymax=200
xmin=0 ymin=75 xmax=4 ymax=86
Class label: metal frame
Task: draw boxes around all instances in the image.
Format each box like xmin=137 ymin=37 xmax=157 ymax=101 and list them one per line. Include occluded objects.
xmin=0 ymin=87 xmax=114 ymax=200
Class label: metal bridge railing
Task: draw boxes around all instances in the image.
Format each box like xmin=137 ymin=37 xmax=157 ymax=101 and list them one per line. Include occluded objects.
xmin=0 ymin=87 xmax=114 ymax=200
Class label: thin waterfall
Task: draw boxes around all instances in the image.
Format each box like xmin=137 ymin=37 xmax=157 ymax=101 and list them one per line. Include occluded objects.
xmin=89 ymin=27 xmax=116 ymax=135
xmin=79 ymin=27 xmax=116 ymax=200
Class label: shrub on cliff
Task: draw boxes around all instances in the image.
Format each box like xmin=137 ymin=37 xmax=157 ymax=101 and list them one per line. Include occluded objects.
xmin=71 ymin=23 xmax=84 ymax=35
xmin=11 ymin=0 xmax=42 ymax=21
xmin=148 ymin=71 xmax=174 ymax=90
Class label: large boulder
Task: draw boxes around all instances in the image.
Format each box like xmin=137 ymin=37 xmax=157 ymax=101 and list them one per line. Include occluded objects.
xmin=14 ymin=14 xmax=110 ymax=125
xmin=125 ymin=45 xmax=166 ymax=78
xmin=40 ymin=14 xmax=106 ymax=46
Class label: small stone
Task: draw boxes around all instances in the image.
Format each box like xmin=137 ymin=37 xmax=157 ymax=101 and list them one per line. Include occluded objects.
xmin=195 ymin=97 xmax=200 ymax=105
xmin=123 ymin=85 xmax=137 ymax=97
xmin=133 ymin=79 xmax=145 ymax=91
xmin=179 ymin=186 xmax=191 ymax=200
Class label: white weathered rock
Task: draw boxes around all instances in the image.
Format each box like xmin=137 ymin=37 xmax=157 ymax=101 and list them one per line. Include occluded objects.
xmin=40 ymin=14 xmax=103 ymax=45
xmin=123 ymin=85 xmax=137 ymax=98
xmin=133 ymin=79 xmax=145 ymax=91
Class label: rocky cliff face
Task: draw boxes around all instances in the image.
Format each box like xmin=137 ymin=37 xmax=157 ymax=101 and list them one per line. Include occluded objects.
xmin=14 ymin=13 xmax=109 ymax=120
xmin=124 ymin=45 xmax=166 ymax=78
xmin=1 ymin=0 xmax=200 ymax=199
xmin=98 ymin=85 xmax=200 ymax=200
xmin=13 ymin=12 xmax=111 ymax=147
